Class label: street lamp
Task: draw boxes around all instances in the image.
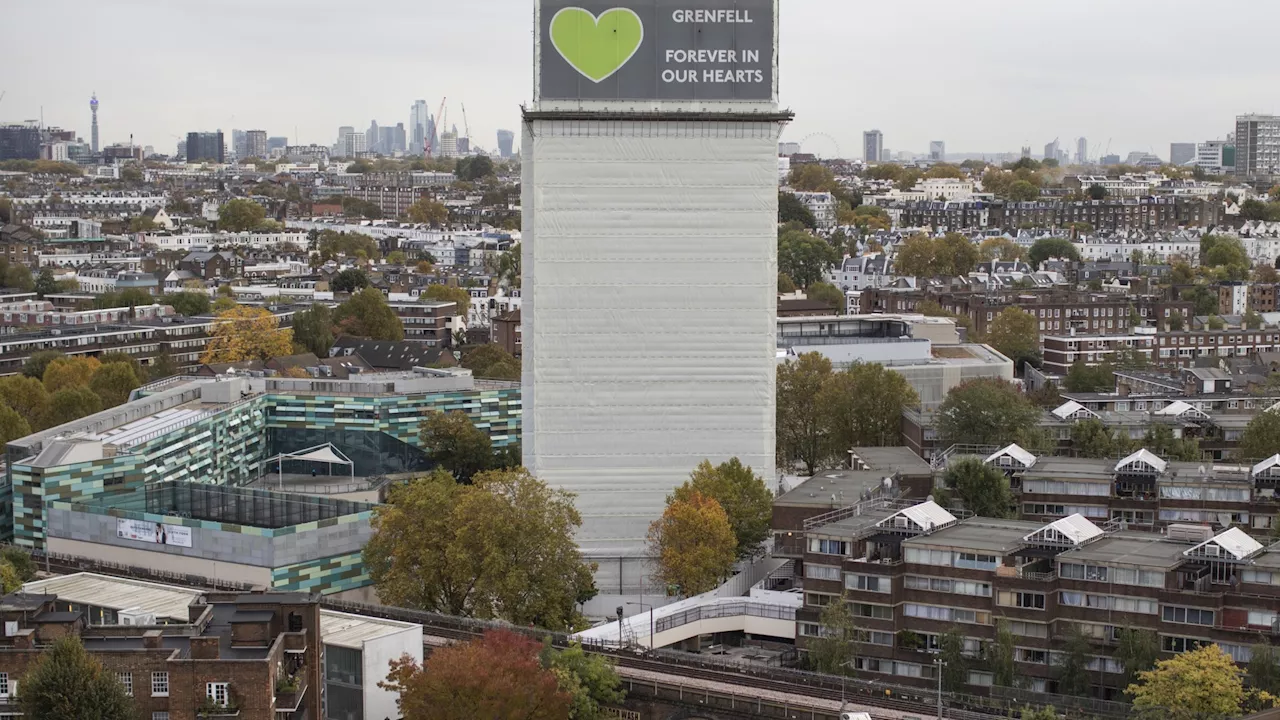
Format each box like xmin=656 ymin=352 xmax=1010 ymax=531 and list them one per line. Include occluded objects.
xmin=933 ymin=656 xmax=947 ymax=720
xmin=626 ymin=601 xmax=655 ymax=651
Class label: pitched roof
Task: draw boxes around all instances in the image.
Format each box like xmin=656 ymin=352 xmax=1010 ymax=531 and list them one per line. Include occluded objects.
xmin=985 ymin=443 xmax=1037 ymax=469
xmin=1115 ymin=448 xmax=1168 ymax=474
xmin=1253 ymin=454 xmax=1280 ymax=476
xmin=1185 ymin=527 xmax=1264 ymax=561
xmin=1024 ymin=514 xmax=1104 ymax=546
xmin=1051 ymin=400 xmax=1098 ymax=420
xmin=877 ymin=500 xmax=956 ymax=533
xmin=330 ymin=336 xmax=447 ymax=370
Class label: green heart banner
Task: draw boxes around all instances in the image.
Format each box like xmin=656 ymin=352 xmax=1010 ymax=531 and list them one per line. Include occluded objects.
xmin=550 ymin=7 xmax=645 ymax=83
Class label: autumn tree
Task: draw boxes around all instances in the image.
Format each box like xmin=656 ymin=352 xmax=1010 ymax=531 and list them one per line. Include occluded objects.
xmin=381 ymin=630 xmax=571 ymax=720
xmin=0 ymin=405 xmax=31 ymax=447
xmin=648 ymin=490 xmax=737 ymax=597
xmin=937 ymin=378 xmax=1041 ymax=448
xmin=1128 ymin=644 xmax=1264 ymax=720
xmin=776 ymin=352 xmax=833 ymax=474
xmin=419 ymin=410 xmax=494 ymax=482
xmin=807 ymin=598 xmax=858 ymax=676
xmin=364 ymin=469 xmax=596 ymax=630
xmin=45 ymin=387 xmax=103 ymax=426
xmin=291 ymin=304 xmax=335 ymax=357
xmin=201 ymin=306 xmax=294 ymax=363
xmin=893 ymin=233 xmax=979 ymax=278
xmin=986 ymin=307 xmax=1040 ymax=370
xmin=43 ymin=356 xmax=101 ymax=394
xmin=424 ymin=282 xmax=473 ymax=311
xmin=217 ymin=198 xmax=267 ymax=232
xmin=789 ymin=164 xmax=838 ymax=192
xmin=1028 ymin=238 xmax=1080 ymax=267
xmin=806 ymin=281 xmax=845 ymax=311
xmin=821 ymin=361 xmax=919 ymax=450
xmin=944 ymin=458 xmax=1015 ymax=518
xmin=671 ymin=458 xmax=772 ymax=561
xmin=17 ymin=636 xmax=134 ymax=720
xmin=89 ymin=363 xmax=141 ymax=408
xmin=0 ymin=375 xmax=51 ymax=430
xmin=778 ymin=229 xmax=839 ymax=287
xmin=333 ymin=287 xmax=404 ymax=341
xmin=407 ymin=198 xmax=449 ymax=225
xmin=979 ymin=237 xmax=1025 ymax=262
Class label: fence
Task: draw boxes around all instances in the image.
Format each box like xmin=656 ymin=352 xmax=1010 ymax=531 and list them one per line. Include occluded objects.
xmin=653 ymin=602 xmax=795 ymax=634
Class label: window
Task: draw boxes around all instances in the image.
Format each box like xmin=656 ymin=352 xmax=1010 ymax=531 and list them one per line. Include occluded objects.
xmin=1007 ymin=621 xmax=1049 ymax=638
xmin=968 ymin=671 xmax=994 ymax=687
xmin=904 ymin=548 xmax=952 ymax=567
xmin=810 ymin=538 xmax=848 ymax=556
xmin=805 ymin=564 xmax=841 ymax=581
xmin=851 ymin=602 xmax=893 ymax=620
xmin=0 ymin=673 xmax=8 ymax=699
xmin=955 ymin=552 xmax=998 ymax=571
xmin=866 ymin=631 xmax=894 ymax=646
xmin=118 ymin=672 xmax=132 ymax=696
xmin=998 ymin=591 xmax=1046 ymax=609
xmin=1163 ymin=636 xmax=1207 ymax=653
xmin=806 ymin=592 xmax=838 ymax=607
xmin=1162 ymin=606 xmax=1214 ymax=626
xmin=152 ymin=714 xmax=170 ymax=720
xmin=904 ymin=603 xmax=990 ymax=625
xmin=207 ymin=682 xmax=229 ymax=707
xmin=904 ymin=575 xmax=991 ymax=597
xmin=151 ymin=672 xmax=169 ymax=697
xmin=1015 ymin=648 xmax=1049 ymax=664
xmin=846 ymin=573 xmax=890 ymax=593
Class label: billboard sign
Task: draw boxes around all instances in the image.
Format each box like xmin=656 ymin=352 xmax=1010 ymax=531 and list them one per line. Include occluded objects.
xmin=537 ymin=0 xmax=776 ymax=103
xmin=117 ymin=519 xmax=193 ymax=548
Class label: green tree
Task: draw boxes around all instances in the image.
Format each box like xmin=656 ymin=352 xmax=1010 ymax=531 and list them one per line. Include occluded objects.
xmin=1064 ymin=360 xmax=1114 ymax=393
xmin=407 ymin=198 xmax=450 ymax=225
xmin=1086 ymin=184 xmax=1107 ymax=200
xmin=1129 ymin=644 xmax=1260 ymax=719
xmin=806 ymin=598 xmax=859 ymax=676
xmin=317 ymin=229 xmax=379 ymax=259
xmin=462 ymin=344 xmax=521 ymax=380
xmin=1028 ymin=238 xmax=1080 ymax=267
xmin=937 ymin=378 xmax=1041 ymax=448
xmin=34 ymin=267 xmax=60 ymax=298
xmin=938 ymin=626 xmax=970 ymax=692
xmin=944 ymin=458 xmax=1014 ymax=518
xmin=806 ymin=281 xmax=845 ymax=311
xmin=1207 ymin=315 xmax=1225 ymax=330
xmin=1008 ymin=180 xmax=1041 ymax=202
xmin=776 ymin=352 xmax=834 ymax=475
xmin=424 ymin=283 xmax=473 ymax=311
xmin=821 ymin=362 xmax=919 ymax=450
xmin=0 ymin=547 xmax=35 ymax=583
xmin=45 ymin=386 xmax=103 ymax=426
xmin=291 ymin=304 xmax=335 ymax=357
xmin=18 ymin=637 xmax=135 ymax=719
xmin=364 ymin=469 xmax=595 ymax=631
xmin=543 ymin=642 xmax=625 ymax=720
xmin=1168 ymin=312 xmax=1185 ymax=331
xmin=778 ymin=229 xmax=839 ymax=287
xmin=331 ymin=268 xmax=370 ymax=293
xmin=1202 ymin=234 xmax=1251 ymax=281
xmin=1021 ymin=706 xmax=1059 ymax=720
xmin=1246 ymin=310 xmax=1265 ymax=330
xmin=671 ymin=458 xmax=772 ymax=561
xmin=1239 ymin=411 xmax=1280 ymax=460
xmin=148 ymin=351 xmax=180 ymax=381
xmin=419 ymin=410 xmax=494 ymax=482
xmin=0 ymin=404 xmax=31 ymax=447
xmin=979 ymin=237 xmax=1025 ymax=262
xmin=1054 ymin=627 xmax=1093 ymax=697
xmin=778 ymin=192 xmax=817 ymax=228
xmin=1249 ymin=642 xmax=1280 ymax=695
xmin=990 ymin=620 xmax=1017 ymax=688
xmin=89 ymin=363 xmax=141 ymax=409
xmin=1142 ymin=424 xmax=1199 ymax=462
xmin=1115 ymin=627 xmax=1160 ymax=690
xmin=163 ymin=291 xmax=210 ymax=317
xmin=456 ymin=155 xmax=495 ymax=181
xmin=43 ymin=356 xmax=101 ymax=394
xmin=0 ymin=375 xmax=51 ymax=430
xmin=333 ymin=288 xmax=404 ymax=341
xmin=777 ymin=273 xmax=797 ymax=294
xmin=648 ymin=490 xmax=737 ymax=596
xmin=1071 ymin=418 xmax=1127 ymax=459
xmin=5 ymin=263 xmax=33 ymax=291
xmin=217 ymin=198 xmax=266 ymax=232
xmin=986 ymin=308 xmax=1040 ymax=371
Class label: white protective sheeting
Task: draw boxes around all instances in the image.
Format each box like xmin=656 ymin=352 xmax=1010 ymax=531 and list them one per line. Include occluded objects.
xmin=1050 ymin=400 xmax=1095 ymax=420
xmin=878 ymin=500 xmax=956 ymax=532
xmin=1115 ymin=448 xmax=1168 ymax=474
xmin=523 ymin=120 xmax=779 ymax=568
xmin=985 ymin=443 xmax=1037 ymax=469
xmin=1024 ymin=514 xmax=1103 ymax=546
xmin=1186 ymin=527 xmax=1264 ymax=560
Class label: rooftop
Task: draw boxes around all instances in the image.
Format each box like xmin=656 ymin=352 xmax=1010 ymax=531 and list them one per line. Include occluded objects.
xmin=776 ymin=470 xmax=894 ymax=508
xmin=319 ymin=610 xmax=420 ymax=650
xmin=23 ymin=573 xmax=201 ymax=622
xmin=902 ymin=518 xmax=1042 ymax=554
xmin=1063 ymin=533 xmax=1190 ymax=569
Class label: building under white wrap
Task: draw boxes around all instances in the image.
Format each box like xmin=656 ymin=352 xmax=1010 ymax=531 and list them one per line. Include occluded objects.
xmin=522 ymin=118 xmax=785 ymax=609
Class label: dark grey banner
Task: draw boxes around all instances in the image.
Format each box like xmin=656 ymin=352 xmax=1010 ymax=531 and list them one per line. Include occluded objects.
xmin=537 ymin=0 xmax=776 ymax=102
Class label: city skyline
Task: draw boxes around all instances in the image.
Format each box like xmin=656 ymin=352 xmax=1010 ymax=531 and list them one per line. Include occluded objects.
xmin=3 ymin=0 xmax=1278 ymax=160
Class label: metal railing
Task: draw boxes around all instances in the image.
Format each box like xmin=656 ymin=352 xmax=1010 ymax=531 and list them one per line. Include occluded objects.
xmin=803 ymin=496 xmax=921 ymax=531
xmin=112 ymin=393 xmax=262 ymax=450
xmin=653 ymin=602 xmax=796 ymax=634
xmin=930 ymin=444 xmax=1002 ymax=471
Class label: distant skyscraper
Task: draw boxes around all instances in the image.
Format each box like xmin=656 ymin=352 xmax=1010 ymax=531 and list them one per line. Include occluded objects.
xmin=457 ymin=137 xmax=470 ymax=155
xmin=863 ymin=130 xmax=883 ymax=163
xmin=176 ymin=139 xmax=186 ymax=158
xmin=1233 ymin=115 xmax=1280 ymax=178
xmin=497 ymin=129 xmax=515 ymax=158
xmin=335 ymin=126 xmax=355 ymax=156
xmin=185 ymin=131 xmax=225 ymax=163
xmin=1076 ymin=138 xmax=1088 ymax=165
xmin=343 ymin=132 xmax=366 ymax=157
xmin=89 ymin=93 xmax=99 ymax=153
xmin=929 ymin=140 xmax=945 ymax=162
xmin=245 ymin=130 xmax=267 ymax=159
xmin=267 ymin=136 xmax=288 ymax=152
xmin=231 ymin=129 xmax=247 ymax=159
xmin=0 ymin=124 xmax=41 ymax=161
xmin=366 ymin=121 xmax=380 ymax=154
xmin=440 ymin=131 xmax=458 ymax=159
xmin=1021 ymin=146 xmax=1031 ymax=159
xmin=777 ymin=142 xmax=801 ymax=155
xmin=1170 ymin=143 xmax=1196 ymax=167
xmin=1044 ymin=139 xmax=1059 ymax=163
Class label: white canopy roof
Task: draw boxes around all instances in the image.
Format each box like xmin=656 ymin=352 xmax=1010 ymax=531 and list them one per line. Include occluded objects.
xmin=1185 ymin=527 xmax=1264 ymax=561
xmin=1253 ymin=454 xmax=1280 ymax=476
xmin=985 ymin=443 xmax=1037 ymax=469
xmin=1023 ymin=514 xmax=1104 ymax=546
xmin=1155 ymin=400 xmax=1208 ymax=418
xmin=878 ymin=500 xmax=956 ymax=533
xmin=1115 ymin=448 xmax=1168 ymax=474
xmin=269 ymin=443 xmax=353 ymax=466
xmin=1051 ymin=400 xmax=1097 ymax=420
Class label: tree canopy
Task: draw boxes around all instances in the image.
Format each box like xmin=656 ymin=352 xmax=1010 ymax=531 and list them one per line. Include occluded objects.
xmin=776 ymin=352 xmax=835 ymax=475
xmin=331 ymin=268 xmax=370 ymax=293
xmin=986 ymin=308 xmax=1040 ymax=371
xmin=163 ymin=290 xmax=210 ymax=317
xmin=17 ymin=636 xmax=134 ymax=720
xmin=670 ymin=458 xmax=772 ymax=561
xmin=778 ymin=192 xmax=817 ymax=228
xmin=1239 ymin=411 xmax=1280 ymax=460
xmin=778 ymin=229 xmax=838 ymax=287
xmin=419 ymin=410 xmax=494 ymax=482
xmin=806 ymin=599 xmax=858 ymax=676
xmin=364 ymin=468 xmax=596 ymax=630
xmin=937 ymin=378 xmax=1041 ymax=448
xmin=648 ymin=490 xmax=737 ymax=597
xmin=45 ymin=387 xmax=103 ymax=427
xmin=806 ymin=281 xmax=845 ymax=311
xmin=89 ymin=363 xmax=141 ymax=408
xmin=217 ymin=198 xmax=267 ymax=232
xmin=542 ymin=641 xmax=625 ymax=720
xmin=893 ymin=233 xmax=980 ymax=278
xmin=1201 ymin=234 xmax=1251 ymax=281
xmin=291 ymin=303 xmax=335 ymax=358
xmin=979 ymin=237 xmax=1025 ymax=262
xmin=408 ymin=198 xmax=450 ymax=226
xmin=424 ymin=282 xmax=472 ymax=310
xmin=43 ymin=356 xmax=100 ymax=395
xmin=789 ymin=164 xmax=838 ymax=192
xmin=201 ymin=306 xmax=294 ymax=364
xmin=333 ymin=287 xmax=404 ymax=341
xmin=462 ymin=344 xmax=521 ymax=381
xmin=1128 ymin=644 xmax=1267 ymax=720
xmin=1028 ymin=238 xmax=1080 ymax=266
xmin=944 ymin=458 xmax=1015 ymax=518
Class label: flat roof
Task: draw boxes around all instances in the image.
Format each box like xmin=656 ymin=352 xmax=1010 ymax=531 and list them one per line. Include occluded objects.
xmin=903 ymin=519 xmax=1041 ymax=555
xmin=22 ymin=573 xmax=202 ymax=622
xmin=777 ymin=471 xmax=890 ymax=508
xmin=850 ymin=446 xmax=933 ymax=475
xmin=1062 ymin=534 xmax=1189 ymax=570
xmin=319 ymin=610 xmax=420 ymax=649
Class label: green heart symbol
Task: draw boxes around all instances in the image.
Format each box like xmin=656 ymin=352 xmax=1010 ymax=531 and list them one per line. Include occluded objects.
xmin=550 ymin=7 xmax=644 ymax=83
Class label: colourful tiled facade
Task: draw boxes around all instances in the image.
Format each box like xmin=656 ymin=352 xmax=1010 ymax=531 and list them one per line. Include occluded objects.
xmin=272 ymin=551 xmax=370 ymax=595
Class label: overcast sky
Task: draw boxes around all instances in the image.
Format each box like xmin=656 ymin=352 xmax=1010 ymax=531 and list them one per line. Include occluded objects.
xmin=4 ymin=0 xmax=1276 ymax=160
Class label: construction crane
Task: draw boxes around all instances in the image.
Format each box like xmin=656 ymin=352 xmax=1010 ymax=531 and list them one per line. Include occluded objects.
xmin=460 ymin=103 xmax=471 ymax=141
xmin=426 ymin=97 xmax=447 ymax=157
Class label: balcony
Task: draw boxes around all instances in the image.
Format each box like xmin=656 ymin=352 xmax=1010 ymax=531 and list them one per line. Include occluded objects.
xmin=275 ymin=674 xmax=308 ymax=714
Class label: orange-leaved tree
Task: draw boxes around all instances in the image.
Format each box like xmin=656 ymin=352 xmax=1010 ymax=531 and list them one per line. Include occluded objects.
xmin=647 ymin=490 xmax=736 ymax=597
xmin=201 ymin=306 xmax=294 ymax=364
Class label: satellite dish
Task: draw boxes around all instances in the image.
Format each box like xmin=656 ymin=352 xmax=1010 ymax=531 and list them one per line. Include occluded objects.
xmin=927 ymin=494 xmax=936 ymax=503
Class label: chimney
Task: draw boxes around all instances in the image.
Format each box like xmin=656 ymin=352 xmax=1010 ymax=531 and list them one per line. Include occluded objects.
xmin=142 ymin=630 xmax=163 ymax=649
xmin=190 ymin=636 xmax=220 ymax=660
